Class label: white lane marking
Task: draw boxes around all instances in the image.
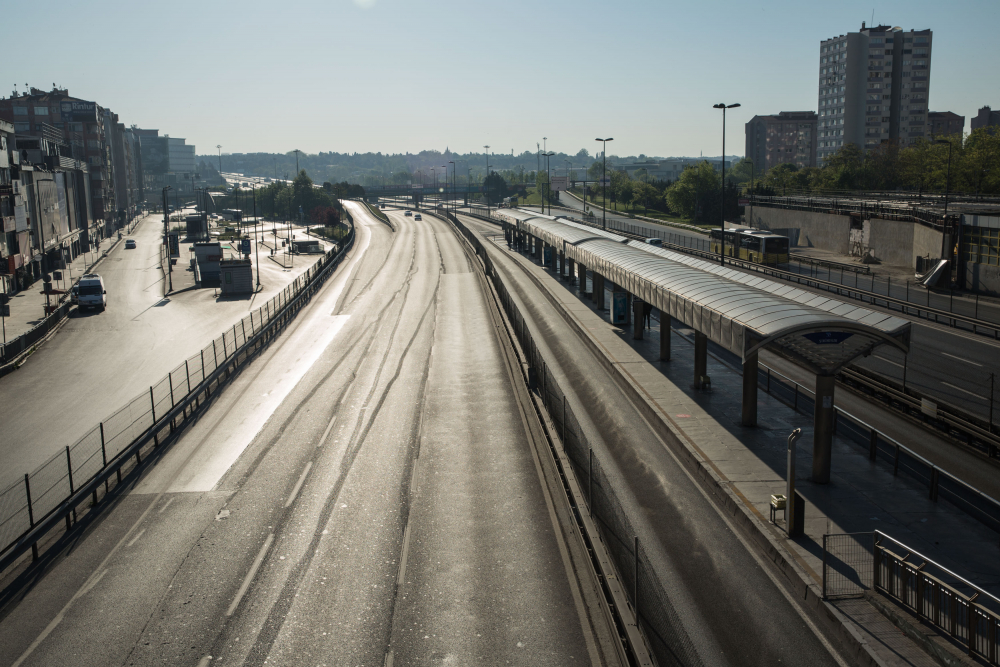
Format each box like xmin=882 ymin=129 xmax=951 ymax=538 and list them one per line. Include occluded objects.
xmin=12 ymin=490 xmax=170 ymax=667
xmin=158 ymin=497 xmax=175 ymax=514
xmin=384 ymin=651 xmax=394 ymax=667
xmin=197 ymin=656 xmax=212 ymax=667
xmin=409 ymin=459 xmax=419 ymax=496
xmin=126 ymin=529 xmax=146 ymax=547
xmin=78 ymin=568 xmax=107 ymax=598
xmin=941 ymin=381 xmax=984 ymax=399
xmin=396 ymin=519 xmax=412 ymax=587
xmin=873 ymin=355 xmax=903 ymax=368
xmin=941 ymin=351 xmax=983 ymax=367
xmin=227 ymin=533 xmax=274 ymax=617
xmin=284 ymin=462 xmax=313 ymax=508
xmin=317 ymin=415 xmax=337 ymax=449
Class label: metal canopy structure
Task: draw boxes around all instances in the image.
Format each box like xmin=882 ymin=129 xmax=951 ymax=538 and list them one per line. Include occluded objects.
xmin=495 ymin=209 xmax=910 ymax=375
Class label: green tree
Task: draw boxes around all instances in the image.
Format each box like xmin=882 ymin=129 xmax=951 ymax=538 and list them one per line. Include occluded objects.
xmin=632 ymin=182 xmax=659 ymax=215
xmin=576 ymin=148 xmax=590 ymax=159
xmin=485 ymin=170 xmax=508 ymax=204
xmin=665 ymin=162 xmax=720 ymax=220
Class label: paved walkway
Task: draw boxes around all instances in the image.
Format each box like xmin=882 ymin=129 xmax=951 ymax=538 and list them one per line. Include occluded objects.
xmin=486 ymin=231 xmax=1000 ymax=665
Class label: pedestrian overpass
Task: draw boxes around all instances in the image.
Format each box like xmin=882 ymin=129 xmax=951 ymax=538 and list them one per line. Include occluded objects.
xmin=491 ymin=208 xmax=911 ymax=484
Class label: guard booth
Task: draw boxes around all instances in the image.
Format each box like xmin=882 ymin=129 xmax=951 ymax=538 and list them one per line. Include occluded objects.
xmin=219 ymin=259 xmax=253 ymax=295
xmin=193 ymin=242 xmax=222 ymax=287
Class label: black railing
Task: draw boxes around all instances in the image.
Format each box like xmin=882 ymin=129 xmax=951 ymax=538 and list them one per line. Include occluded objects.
xmin=0 ymin=223 xmax=355 ymax=572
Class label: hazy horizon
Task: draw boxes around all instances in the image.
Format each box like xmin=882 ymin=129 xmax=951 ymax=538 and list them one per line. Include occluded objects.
xmin=9 ymin=0 xmax=995 ymax=158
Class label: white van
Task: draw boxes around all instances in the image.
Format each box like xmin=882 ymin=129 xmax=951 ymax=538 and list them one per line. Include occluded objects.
xmin=77 ymin=274 xmax=107 ymax=312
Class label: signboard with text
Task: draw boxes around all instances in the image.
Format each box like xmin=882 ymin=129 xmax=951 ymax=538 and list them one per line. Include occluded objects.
xmin=550 ymin=176 xmax=569 ymax=192
xmin=59 ymin=100 xmax=98 ymax=122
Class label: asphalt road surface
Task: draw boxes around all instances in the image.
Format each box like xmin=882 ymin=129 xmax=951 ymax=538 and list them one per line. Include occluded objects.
xmin=0 ymin=204 xmax=612 ymax=667
xmin=0 ymin=212 xmax=329 ymax=491
xmin=458 ymin=213 xmax=845 ymax=667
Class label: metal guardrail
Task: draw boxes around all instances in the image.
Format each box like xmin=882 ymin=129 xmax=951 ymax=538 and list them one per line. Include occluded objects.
xmin=462 ymin=209 xmax=1000 ymax=539
xmin=0 ymin=224 xmax=355 ymax=573
xmin=822 ymin=531 xmax=1000 ymax=665
xmin=444 ymin=210 xmax=658 ymax=666
xmin=0 ymin=301 xmax=72 ymax=367
xmin=759 ymin=363 xmax=1000 ymax=537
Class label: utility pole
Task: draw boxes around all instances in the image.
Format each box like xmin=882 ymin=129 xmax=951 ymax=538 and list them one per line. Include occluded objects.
xmin=162 ymin=186 xmax=173 ymax=292
xmin=253 ymin=184 xmax=260 ymax=289
xmin=217 ymin=145 xmax=222 ymax=176
xmin=484 ymin=145 xmax=491 ymax=217
xmin=293 ymin=149 xmax=302 ymax=177
xmin=595 ymin=138 xmax=614 ymax=231
xmin=713 ymin=102 xmax=741 ymax=266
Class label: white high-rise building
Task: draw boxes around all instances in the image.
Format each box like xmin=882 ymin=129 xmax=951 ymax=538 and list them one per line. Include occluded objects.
xmin=817 ymin=23 xmax=933 ymax=164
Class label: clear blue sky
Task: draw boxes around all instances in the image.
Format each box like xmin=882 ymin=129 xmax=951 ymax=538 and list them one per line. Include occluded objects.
xmin=10 ymin=0 xmax=996 ymax=158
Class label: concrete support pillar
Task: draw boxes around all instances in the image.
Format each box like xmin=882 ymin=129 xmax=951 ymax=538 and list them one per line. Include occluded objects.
xmin=694 ymin=331 xmax=708 ymax=390
xmin=659 ymin=310 xmax=671 ymax=361
xmin=632 ymin=298 xmax=643 ymax=340
xmin=595 ymin=274 xmax=606 ymax=310
xmin=579 ymin=264 xmax=588 ymax=295
xmin=741 ymin=352 xmax=759 ymax=427
xmin=812 ymin=375 xmax=836 ymax=484
xmin=567 ymin=257 xmax=575 ymax=284
xmin=558 ymin=250 xmax=565 ymax=278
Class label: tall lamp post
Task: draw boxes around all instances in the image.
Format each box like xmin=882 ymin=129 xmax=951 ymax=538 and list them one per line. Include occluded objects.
xmin=483 ymin=145 xmax=491 ymax=216
xmin=746 ymin=158 xmax=755 ymax=229
xmin=448 ymin=161 xmax=455 ymax=216
xmin=935 ymin=139 xmax=953 ymax=218
xmin=216 ymin=145 xmax=222 ymax=176
xmin=252 ymin=184 xmax=260 ymax=289
xmin=542 ymin=152 xmax=555 ymax=215
xmin=595 ymin=138 xmax=613 ymax=230
xmin=712 ymin=102 xmax=740 ymax=266
xmin=161 ymin=186 xmax=173 ymax=292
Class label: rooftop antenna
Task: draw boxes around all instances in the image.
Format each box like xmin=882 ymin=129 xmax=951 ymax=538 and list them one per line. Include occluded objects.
xmin=871 ymin=8 xmax=875 ymax=26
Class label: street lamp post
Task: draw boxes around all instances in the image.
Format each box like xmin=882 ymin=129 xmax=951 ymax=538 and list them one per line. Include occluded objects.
xmin=448 ymin=161 xmax=455 ymax=217
xmin=713 ymin=102 xmax=741 ymax=266
xmin=746 ymin=158 xmax=755 ymax=228
xmin=216 ymin=145 xmax=222 ymax=176
xmin=252 ymin=184 xmax=260 ymax=289
xmin=595 ymin=138 xmax=614 ymax=230
xmin=935 ymin=139 xmax=953 ymax=218
xmin=542 ymin=152 xmax=555 ymax=215
xmin=162 ymin=186 xmax=173 ymax=292
xmin=484 ymin=146 xmax=491 ymax=216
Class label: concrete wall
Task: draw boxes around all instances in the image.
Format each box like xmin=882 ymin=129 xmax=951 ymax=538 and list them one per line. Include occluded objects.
xmin=965 ymin=263 xmax=1000 ymax=297
xmin=752 ymin=205 xmax=944 ymax=268
xmin=749 ymin=206 xmax=851 ymax=254
xmin=912 ymin=222 xmax=944 ymax=266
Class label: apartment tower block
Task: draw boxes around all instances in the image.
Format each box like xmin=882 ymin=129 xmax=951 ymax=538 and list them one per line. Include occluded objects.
xmin=817 ymin=23 xmax=932 ymax=164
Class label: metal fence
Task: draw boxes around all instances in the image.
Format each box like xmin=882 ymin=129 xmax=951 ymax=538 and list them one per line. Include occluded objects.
xmin=758 ymin=364 xmax=1000 ymax=537
xmin=824 ymin=530 xmax=1000 ymax=665
xmin=822 ymin=532 xmax=875 ymax=599
xmin=0 ymin=226 xmax=354 ymax=569
xmin=0 ymin=301 xmax=73 ymax=366
xmin=451 ymin=213 xmax=693 ymax=666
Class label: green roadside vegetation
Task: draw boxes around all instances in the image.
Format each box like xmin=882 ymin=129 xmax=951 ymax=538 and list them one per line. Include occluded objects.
xmin=365 ymin=202 xmax=391 ymax=224
xmin=311 ymin=222 xmax=351 ymax=242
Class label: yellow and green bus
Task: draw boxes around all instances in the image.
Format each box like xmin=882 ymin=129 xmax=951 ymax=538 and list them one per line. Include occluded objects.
xmin=709 ymin=229 xmax=790 ymax=266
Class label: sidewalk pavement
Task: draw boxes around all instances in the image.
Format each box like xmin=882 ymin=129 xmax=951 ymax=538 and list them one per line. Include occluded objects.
xmin=489 ymin=233 xmax=1000 ymax=665
xmin=1 ymin=230 xmax=126 ymax=344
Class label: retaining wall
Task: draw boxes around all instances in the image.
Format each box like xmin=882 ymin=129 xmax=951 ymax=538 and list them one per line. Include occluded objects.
xmin=750 ymin=206 xmax=852 ymax=254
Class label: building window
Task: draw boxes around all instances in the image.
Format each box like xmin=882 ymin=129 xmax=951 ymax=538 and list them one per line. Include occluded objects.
xmin=33 ymin=106 xmax=49 ymax=115
xmin=14 ymin=122 xmax=29 ymax=132
xmin=13 ymin=106 xmax=28 ymax=116
xmin=70 ymin=123 xmax=84 ymax=132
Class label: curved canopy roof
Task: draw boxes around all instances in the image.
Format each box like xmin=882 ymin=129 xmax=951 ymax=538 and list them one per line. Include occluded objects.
xmin=495 ymin=209 xmax=910 ymax=375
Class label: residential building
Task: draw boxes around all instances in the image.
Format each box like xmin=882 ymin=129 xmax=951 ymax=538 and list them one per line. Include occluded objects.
xmin=745 ymin=111 xmax=818 ymax=173
xmin=971 ymin=106 xmax=1000 ymax=132
xmin=927 ymin=111 xmax=965 ymax=138
xmin=817 ymin=24 xmax=933 ymax=164
xmin=13 ymin=123 xmax=94 ymax=280
xmin=135 ymin=130 xmax=197 ymax=198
